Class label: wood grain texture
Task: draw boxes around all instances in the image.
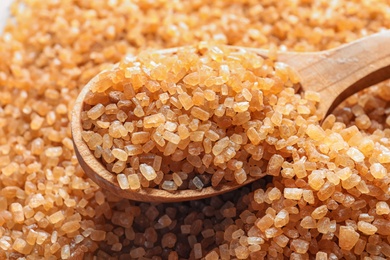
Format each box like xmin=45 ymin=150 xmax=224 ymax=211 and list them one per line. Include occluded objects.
xmin=277 ymin=31 xmax=390 ymax=118
xmin=71 ymin=31 xmax=390 ymax=202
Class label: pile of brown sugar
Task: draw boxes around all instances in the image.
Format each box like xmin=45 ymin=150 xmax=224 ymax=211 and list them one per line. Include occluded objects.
xmin=81 ymin=44 xmax=319 ymax=192
xmin=1 ymin=0 xmax=390 ymax=259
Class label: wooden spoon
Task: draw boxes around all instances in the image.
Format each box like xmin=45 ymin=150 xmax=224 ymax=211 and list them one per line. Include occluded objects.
xmin=71 ymin=31 xmax=390 ymax=202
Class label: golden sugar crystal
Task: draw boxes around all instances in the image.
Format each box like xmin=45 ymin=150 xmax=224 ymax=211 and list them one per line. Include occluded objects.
xmin=61 ymin=221 xmax=81 ymax=234
xmin=358 ymin=138 xmax=374 ymax=156
xmin=92 ymin=72 xmax=113 ymax=92
xmin=131 ymin=132 xmax=150 ymax=145
xmin=272 ymin=235 xmax=288 ymax=248
xmin=117 ymin=174 xmax=130 ymax=189
xmin=234 ymin=168 xmax=247 ymax=184
xmin=357 ymin=221 xmax=377 ymax=235
xmin=190 ymin=131 xmax=205 ymax=142
xmin=109 ymin=121 xmax=127 ymax=138
xmin=339 ymin=226 xmax=360 ymax=250
xmin=130 ymin=247 xmax=146 ymax=259
xmin=177 ymin=125 xmax=190 ymax=139
xmin=241 ymin=88 xmax=252 ymax=101
xmin=159 ymin=93 xmax=169 ymax=104
xmin=370 ymin=163 xmax=387 ymax=179
xmin=161 ymin=180 xmax=178 ymax=191
xmin=311 ymin=205 xmax=328 ymax=220
xmin=232 ymin=111 xmax=251 ymax=125
xmin=354 ymin=239 xmax=367 ymax=255
xmin=152 ymin=156 xmax=162 ymax=171
xmin=152 ymin=132 xmax=166 ymax=147
xmin=268 ymin=187 xmax=281 ymax=201
xmin=346 ymin=147 xmax=365 ymax=163
xmin=187 ymin=155 xmax=203 ymax=168
xmin=306 ymin=124 xmax=325 ymax=141
xmin=290 ymin=239 xmax=309 ymax=254
xmin=183 ymin=71 xmax=200 ymax=86
xmin=45 ymin=147 xmax=63 ymax=157
xmin=134 ymin=105 xmax=145 ymax=117
xmin=139 ymin=164 xmax=157 ymax=181
xmin=178 ymin=93 xmax=194 ymax=110
xmin=170 ymin=96 xmax=183 ymax=109
xmin=247 ymin=127 xmax=261 ymax=145
xmin=274 ymin=209 xmax=289 ymax=228
xmin=356 ymin=180 xmax=369 ymax=194
xmin=209 ymin=46 xmax=224 ymax=62
xmin=143 ymin=113 xmax=166 ymax=129
xmin=112 ymin=160 xmax=126 ymax=173
xmin=128 ymin=174 xmax=141 ymax=190
xmin=145 ymin=80 xmax=160 ymax=92
xmin=297 ymin=105 xmax=311 ymax=114
xmin=191 ymin=107 xmax=210 ymax=121
xmin=336 ymin=167 xmax=352 ymax=181
xmin=267 ymin=154 xmax=284 ymax=176
xmin=2 ymin=162 xmax=19 ymax=177
xmin=12 ymin=238 xmax=30 ymax=254
xmin=10 ymin=203 xmax=24 ymax=223
xmin=91 ymin=230 xmax=107 ymax=241
xmin=284 ymin=188 xmax=303 ymax=200
xmin=142 ymin=140 xmax=155 ymax=153
xmin=341 ymin=173 xmax=361 ymax=190
xmin=355 ymin=114 xmax=371 ymax=130
xmin=325 ymin=171 xmax=340 ymax=185
xmin=172 ymin=172 xmax=183 ymax=187
xmin=164 ymin=121 xmax=178 ymax=132
xmin=193 ymin=92 xmax=205 ymax=106
xmin=300 ymin=216 xmax=316 ymax=229
xmin=97 ymin=120 xmax=110 ymax=129
xmin=48 ymin=211 xmax=65 ymax=224
xmin=204 ymin=89 xmax=216 ymax=101
xmin=378 ymin=150 xmax=390 ymax=163
xmin=308 ymin=170 xmax=325 ymax=190
xmin=192 ymin=176 xmax=204 ymax=189
xmin=211 ymin=170 xmax=224 ymax=187
xmin=317 ymin=217 xmax=331 ymax=234
xmin=30 ymin=115 xmax=44 ymax=130
xmin=219 ymin=64 xmax=230 ymax=82
xmin=205 ymin=130 xmax=219 ymax=141
xmin=230 ymin=134 xmax=243 ymax=144
xmin=212 ymin=137 xmax=230 ymax=156
xmin=233 ymin=102 xmax=249 ymax=113
xmin=293 ymin=161 xmax=307 ymax=178
xmin=317 ymin=181 xmax=335 ymax=201
xmin=105 ymin=103 xmax=118 ymax=114
xmin=116 ymin=110 xmax=128 ymax=122
xmin=376 ymin=201 xmax=390 ymax=215
xmin=163 ymin=131 xmax=181 ymax=145
xmin=125 ymin=145 xmax=143 ymax=156
xmin=112 ymin=148 xmax=128 ymax=161
xmin=214 ymin=105 xmax=226 ymax=117
xmin=87 ymin=103 xmax=105 ymax=120
xmin=193 ymin=243 xmax=203 ymax=259
xmin=205 ymin=251 xmax=219 ymax=260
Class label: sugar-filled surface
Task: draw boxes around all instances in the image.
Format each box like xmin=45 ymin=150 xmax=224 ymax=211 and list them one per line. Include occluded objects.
xmin=1 ymin=0 xmax=390 ymax=259
xmin=81 ymin=44 xmax=319 ymax=191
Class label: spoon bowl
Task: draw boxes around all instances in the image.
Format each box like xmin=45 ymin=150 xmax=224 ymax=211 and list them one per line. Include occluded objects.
xmin=72 ymin=31 xmax=390 ymax=202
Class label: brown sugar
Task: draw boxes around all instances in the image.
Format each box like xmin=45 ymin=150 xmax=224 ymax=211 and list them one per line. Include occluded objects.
xmin=82 ymin=44 xmax=316 ymax=191
xmin=1 ymin=0 xmax=390 ymax=259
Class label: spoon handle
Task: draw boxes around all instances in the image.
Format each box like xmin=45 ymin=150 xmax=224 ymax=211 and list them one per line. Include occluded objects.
xmin=276 ymin=31 xmax=390 ymax=117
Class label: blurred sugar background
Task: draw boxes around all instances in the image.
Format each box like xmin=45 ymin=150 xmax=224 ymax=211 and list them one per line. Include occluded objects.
xmin=0 ymin=0 xmax=13 ymax=33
